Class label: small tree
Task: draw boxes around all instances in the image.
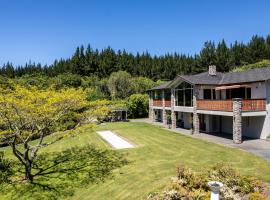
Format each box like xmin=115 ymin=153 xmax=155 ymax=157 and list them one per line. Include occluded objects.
xmin=107 ymin=71 xmax=132 ymax=99
xmin=126 ymin=94 xmax=149 ymax=118
xmin=0 ymin=85 xmax=107 ymax=182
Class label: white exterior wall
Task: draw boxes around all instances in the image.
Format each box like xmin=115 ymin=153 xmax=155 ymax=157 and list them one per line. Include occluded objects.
xmin=242 ymin=116 xmax=265 ymax=138
xmin=221 ymin=90 xmax=226 ymax=100
xmin=260 ymin=80 xmax=270 ymax=139
xmin=250 ymin=82 xmax=266 ymax=99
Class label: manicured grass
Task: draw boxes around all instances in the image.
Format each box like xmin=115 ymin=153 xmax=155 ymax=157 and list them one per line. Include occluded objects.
xmin=2 ymin=122 xmax=270 ymax=200
xmin=70 ymin=122 xmax=270 ymax=200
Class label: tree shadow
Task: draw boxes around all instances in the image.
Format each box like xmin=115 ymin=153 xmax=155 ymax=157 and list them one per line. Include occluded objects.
xmin=2 ymin=145 xmax=128 ymax=200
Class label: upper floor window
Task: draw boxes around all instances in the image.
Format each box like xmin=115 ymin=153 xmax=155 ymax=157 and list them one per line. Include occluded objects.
xmin=226 ymin=87 xmax=251 ymax=99
xmin=154 ymin=91 xmax=162 ymax=100
xmin=203 ymin=89 xmax=216 ymax=99
xmin=175 ymin=82 xmax=193 ymax=107
xmin=164 ymin=90 xmax=171 ymax=100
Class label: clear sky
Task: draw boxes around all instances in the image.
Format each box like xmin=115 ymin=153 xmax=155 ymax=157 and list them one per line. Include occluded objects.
xmin=1 ymin=0 xmax=270 ymax=66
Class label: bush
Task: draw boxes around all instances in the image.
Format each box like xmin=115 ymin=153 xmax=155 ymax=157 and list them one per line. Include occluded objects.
xmin=86 ymin=89 xmax=105 ymax=101
xmin=53 ymin=73 xmax=82 ymax=89
xmin=248 ymin=192 xmax=268 ymax=200
xmin=131 ymin=77 xmax=156 ymax=94
xmin=126 ymin=94 xmax=149 ymax=118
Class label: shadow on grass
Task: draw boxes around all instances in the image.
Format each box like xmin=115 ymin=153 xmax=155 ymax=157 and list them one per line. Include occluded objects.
xmin=1 ymin=145 xmax=128 ymax=200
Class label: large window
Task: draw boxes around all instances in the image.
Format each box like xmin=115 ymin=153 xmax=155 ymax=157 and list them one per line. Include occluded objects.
xmin=226 ymin=87 xmax=251 ymax=99
xmin=203 ymin=89 xmax=216 ymax=100
xmin=154 ymin=91 xmax=162 ymax=100
xmin=164 ymin=90 xmax=171 ymax=100
xmin=203 ymin=89 xmax=212 ymax=99
xmin=175 ymin=82 xmax=193 ymax=107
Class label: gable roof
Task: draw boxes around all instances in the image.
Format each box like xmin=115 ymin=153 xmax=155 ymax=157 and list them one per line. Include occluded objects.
xmin=149 ymin=66 xmax=270 ymax=90
xmin=150 ymin=81 xmax=172 ymax=90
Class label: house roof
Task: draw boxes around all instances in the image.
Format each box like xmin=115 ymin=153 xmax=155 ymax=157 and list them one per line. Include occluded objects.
xmin=150 ymin=81 xmax=172 ymax=90
xmin=180 ymin=72 xmax=224 ymax=85
xmin=149 ymin=67 xmax=270 ymax=90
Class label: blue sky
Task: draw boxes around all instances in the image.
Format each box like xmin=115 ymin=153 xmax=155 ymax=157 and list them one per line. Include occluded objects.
xmin=1 ymin=0 xmax=270 ymax=66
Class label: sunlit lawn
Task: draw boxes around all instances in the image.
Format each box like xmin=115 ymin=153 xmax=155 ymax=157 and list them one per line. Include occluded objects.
xmin=2 ymin=122 xmax=270 ymax=200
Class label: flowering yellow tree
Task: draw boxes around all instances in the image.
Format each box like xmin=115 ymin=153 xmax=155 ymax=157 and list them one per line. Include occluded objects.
xmin=0 ymin=85 xmax=109 ymax=182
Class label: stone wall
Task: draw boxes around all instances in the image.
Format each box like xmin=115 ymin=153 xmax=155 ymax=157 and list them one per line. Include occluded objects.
xmin=233 ymin=99 xmax=242 ymax=144
xmin=192 ymin=95 xmax=199 ymax=134
xmin=149 ymin=91 xmax=154 ymax=121
xmin=171 ymin=89 xmax=176 ymax=129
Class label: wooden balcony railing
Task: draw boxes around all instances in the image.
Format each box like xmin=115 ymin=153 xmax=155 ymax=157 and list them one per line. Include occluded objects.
xmin=242 ymin=99 xmax=266 ymax=111
xmin=165 ymin=100 xmax=171 ymax=107
xmin=153 ymin=100 xmax=171 ymax=107
xmin=197 ymin=100 xmax=233 ymax=111
xmin=153 ymin=100 xmax=162 ymax=107
xmin=197 ymin=99 xmax=266 ymax=112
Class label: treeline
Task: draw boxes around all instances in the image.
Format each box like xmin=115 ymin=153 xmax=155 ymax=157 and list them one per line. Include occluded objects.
xmin=1 ymin=35 xmax=270 ymax=80
xmin=0 ymin=71 xmax=153 ymax=118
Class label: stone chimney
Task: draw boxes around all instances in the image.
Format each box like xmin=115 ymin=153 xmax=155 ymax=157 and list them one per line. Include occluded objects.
xmin=209 ymin=65 xmax=216 ymax=76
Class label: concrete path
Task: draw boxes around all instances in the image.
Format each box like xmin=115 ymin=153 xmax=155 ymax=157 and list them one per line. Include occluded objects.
xmin=130 ymin=118 xmax=270 ymax=162
xmin=97 ymin=130 xmax=134 ymax=149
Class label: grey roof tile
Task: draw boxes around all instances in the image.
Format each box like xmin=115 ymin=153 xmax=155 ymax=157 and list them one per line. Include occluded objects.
xmin=150 ymin=81 xmax=172 ymax=90
xmin=149 ymin=67 xmax=270 ymax=90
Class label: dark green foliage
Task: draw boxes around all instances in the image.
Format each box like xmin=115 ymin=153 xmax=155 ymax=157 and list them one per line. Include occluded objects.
xmin=86 ymin=89 xmax=105 ymax=101
xmin=131 ymin=76 xmax=156 ymax=94
xmin=1 ymin=35 xmax=270 ymax=80
xmin=107 ymin=71 xmax=133 ymax=99
xmin=53 ymin=73 xmax=82 ymax=89
xmin=126 ymin=94 xmax=149 ymax=118
xmin=1 ymin=145 xmax=127 ymax=200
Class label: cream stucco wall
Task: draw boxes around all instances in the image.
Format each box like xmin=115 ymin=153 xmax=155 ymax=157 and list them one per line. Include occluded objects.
xmin=250 ymin=82 xmax=266 ymax=99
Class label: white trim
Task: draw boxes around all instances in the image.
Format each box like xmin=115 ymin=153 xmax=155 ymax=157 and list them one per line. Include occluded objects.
xmin=174 ymin=106 xmax=193 ymax=113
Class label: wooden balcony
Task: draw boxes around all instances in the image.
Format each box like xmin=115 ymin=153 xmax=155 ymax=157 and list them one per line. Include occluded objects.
xmin=164 ymin=100 xmax=171 ymax=107
xmin=197 ymin=99 xmax=266 ymax=112
xmin=242 ymin=99 xmax=266 ymax=111
xmin=153 ymin=100 xmax=171 ymax=107
xmin=153 ymin=100 xmax=162 ymax=107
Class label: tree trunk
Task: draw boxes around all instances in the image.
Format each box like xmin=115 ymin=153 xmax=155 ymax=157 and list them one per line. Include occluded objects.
xmin=24 ymin=161 xmax=33 ymax=182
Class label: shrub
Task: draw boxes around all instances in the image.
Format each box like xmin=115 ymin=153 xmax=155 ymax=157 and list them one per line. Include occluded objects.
xmin=248 ymin=192 xmax=268 ymax=200
xmin=148 ymin=163 xmax=268 ymax=200
xmin=53 ymin=73 xmax=82 ymax=89
xmin=86 ymin=89 xmax=105 ymax=101
xmin=126 ymin=94 xmax=149 ymax=118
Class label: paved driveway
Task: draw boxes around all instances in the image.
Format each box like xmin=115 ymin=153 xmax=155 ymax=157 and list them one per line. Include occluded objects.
xmin=130 ymin=119 xmax=270 ymax=162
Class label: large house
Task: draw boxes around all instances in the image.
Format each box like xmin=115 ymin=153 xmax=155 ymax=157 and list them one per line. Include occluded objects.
xmin=148 ymin=66 xmax=270 ymax=143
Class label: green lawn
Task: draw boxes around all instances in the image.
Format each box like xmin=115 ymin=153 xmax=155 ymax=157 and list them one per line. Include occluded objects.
xmin=2 ymin=122 xmax=270 ymax=200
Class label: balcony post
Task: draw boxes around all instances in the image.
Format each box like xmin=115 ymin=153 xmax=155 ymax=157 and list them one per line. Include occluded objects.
xmin=233 ymin=98 xmax=242 ymax=144
xmin=171 ymin=89 xmax=176 ymax=129
xmin=192 ymin=95 xmax=199 ymax=134
xmin=149 ymin=91 xmax=154 ymax=122
xmin=163 ymin=110 xmax=167 ymax=126
xmin=162 ymin=90 xmax=167 ymax=125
